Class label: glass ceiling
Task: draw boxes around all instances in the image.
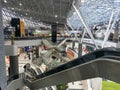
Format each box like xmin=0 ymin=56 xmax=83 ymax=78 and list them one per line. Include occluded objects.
xmin=69 ymin=0 xmax=120 ymax=28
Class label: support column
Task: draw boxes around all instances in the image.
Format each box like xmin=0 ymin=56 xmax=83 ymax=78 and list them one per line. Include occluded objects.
xmin=5 ymin=45 xmax=19 ymax=79
xmin=72 ymin=40 xmax=75 ymax=50
xmin=113 ymin=30 xmax=119 ymax=42
xmin=78 ymin=43 xmax=82 ymax=57
xmin=82 ymin=80 xmax=88 ymax=90
xmin=0 ymin=0 xmax=7 ymax=90
xmin=11 ymin=18 xmax=20 ymax=37
xmin=81 ymin=30 xmax=86 ymax=43
xmin=35 ymin=46 xmax=39 ymax=58
xmin=9 ymin=55 xmax=19 ymax=79
xmin=113 ymin=19 xmax=119 ymax=42
xmin=51 ymin=24 xmax=57 ymax=43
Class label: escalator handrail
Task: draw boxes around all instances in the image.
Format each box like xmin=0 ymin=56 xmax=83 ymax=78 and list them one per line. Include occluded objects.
xmin=35 ymin=47 xmax=120 ymax=79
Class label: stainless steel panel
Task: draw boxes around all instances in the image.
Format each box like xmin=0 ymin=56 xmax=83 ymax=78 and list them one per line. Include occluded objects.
xmin=25 ymin=58 xmax=120 ymax=89
xmin=7 ymin=78 xmax=25 ymax=90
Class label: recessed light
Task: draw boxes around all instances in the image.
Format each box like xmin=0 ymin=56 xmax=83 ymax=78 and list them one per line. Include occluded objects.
xmin=19 ymin=3 xmax=22 ymax=6
xmin=55 ymin=15 xmax=58 ymax=18
xmin=4 ymin=0 xmax=7 ymax=3
xmin=81 ymin=0 xmax=85 ymax=3
xmin=11 ymin=8 xmax=14 ymax=10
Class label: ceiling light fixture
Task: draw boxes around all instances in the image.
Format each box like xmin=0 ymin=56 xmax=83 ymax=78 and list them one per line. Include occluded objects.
xmin=11 ymin=8 xmax=14 ymax=10
xmin=4 ymin=0 xmax=7 ymax=3
xmin=81 ymin=0 xmax=85 ymax=3
xmin=19 ymin=3 xmax=22 ymax=6
xmin=55 ymin=15 xmax=58 ymax=18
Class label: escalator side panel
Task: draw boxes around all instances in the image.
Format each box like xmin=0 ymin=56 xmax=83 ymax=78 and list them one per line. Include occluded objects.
xmin=27 ymin=61 xmax=99 ymax=89
xmin=26 ymin=59 xmax=120 ymax=89
xmin=98 ymin=60 xmax=120 ymax=83
xmin=24 ymin=48 xmax=120 ymax=89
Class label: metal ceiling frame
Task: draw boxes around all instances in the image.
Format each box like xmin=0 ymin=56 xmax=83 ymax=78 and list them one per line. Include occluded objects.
xmin=1 ymin=0 xmax=77 ymax=24
xmin=72 ymin=2 xmax=99 ymax=49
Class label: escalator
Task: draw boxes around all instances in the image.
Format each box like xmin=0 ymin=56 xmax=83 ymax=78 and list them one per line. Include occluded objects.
xmin=24 ymin=47 xmax=120 ymax=90
xmin=7 ymin=47 xmax=120 ymax=90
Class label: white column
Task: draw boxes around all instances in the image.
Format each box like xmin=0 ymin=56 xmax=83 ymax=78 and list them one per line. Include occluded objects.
xmin=72 ymin=3 xmax=99 ymax=49
xmin=91 ymin=78 xmax=102 ymax=90
xmin=102 ymin=10 xmax=119 ymax=48
xmin=0 ymin=0 xmax=7 ymax=90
